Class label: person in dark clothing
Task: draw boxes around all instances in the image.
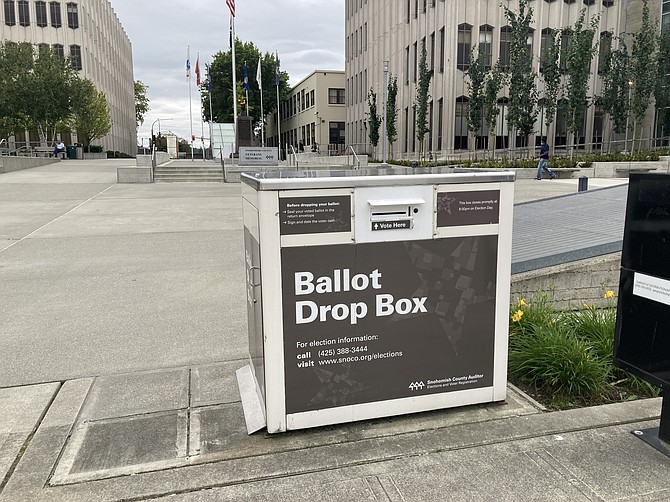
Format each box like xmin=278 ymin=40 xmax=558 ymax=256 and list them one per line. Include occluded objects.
xmin=536 ymin=138 xmax=556 ymax=180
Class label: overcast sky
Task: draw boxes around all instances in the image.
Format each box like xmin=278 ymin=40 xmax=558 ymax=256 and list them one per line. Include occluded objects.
xmin=110 ymin=0 xmax=345 ymax=145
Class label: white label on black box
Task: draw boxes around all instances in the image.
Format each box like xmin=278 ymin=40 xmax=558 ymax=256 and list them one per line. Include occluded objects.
xmin=633 ymin=272 xmax=670 ymax=306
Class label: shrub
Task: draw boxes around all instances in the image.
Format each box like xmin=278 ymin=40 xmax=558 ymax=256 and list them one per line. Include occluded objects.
xmin=509 ymin=323 xmax=608 ymax=397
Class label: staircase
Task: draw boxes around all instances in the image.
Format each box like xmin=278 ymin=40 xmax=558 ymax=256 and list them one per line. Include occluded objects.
xmin=154 ymin=161 xmax=224 ymax=182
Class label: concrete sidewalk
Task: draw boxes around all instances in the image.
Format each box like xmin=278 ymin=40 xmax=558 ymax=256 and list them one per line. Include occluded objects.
xmin=1 ymin=161 xmax=667 ymax=501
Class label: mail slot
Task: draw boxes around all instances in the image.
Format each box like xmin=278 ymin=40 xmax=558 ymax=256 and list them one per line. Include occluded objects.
xmin=238 ymin=168 xmax=515 ymax=434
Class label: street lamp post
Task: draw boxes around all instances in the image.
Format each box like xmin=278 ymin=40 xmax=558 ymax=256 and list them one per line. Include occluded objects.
xmin=381 ymin=60 xmax=389 ymax=166
xmin=624 ymin=80 xmax=633 ymax=153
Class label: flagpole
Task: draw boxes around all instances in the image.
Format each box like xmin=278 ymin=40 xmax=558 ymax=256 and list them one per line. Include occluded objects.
xmin=231 ymin=16 xmax=238 ymax=154
xmin=188 ymin=45 xmax=194 ymax=161
xmin=197 ymin=52 xmax=205 ymax=160
xmin=275 ymin=50 xmax=281 ymax=159
xmin=257 ymin=58 xmax=265 ymax=147
xmin=208 ymin=63 xmax=214 ymax=160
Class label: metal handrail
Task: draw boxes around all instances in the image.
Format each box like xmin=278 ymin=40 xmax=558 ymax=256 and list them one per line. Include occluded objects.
xmin=287 ymin=144 xmax=298 ymax=170
xmin=346 ymin=145 xmax=361 ymax=170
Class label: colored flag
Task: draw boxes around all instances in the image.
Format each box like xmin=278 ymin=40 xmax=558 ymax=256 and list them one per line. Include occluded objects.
xmin=186 ymin=57 xmax=190 ymax=79
xmin=195 ymin=55 xmax=200 ymax=86
xmin=243 ymin=63 xmax=249 ymax=91
xmin=226 ymin=0 xmax=235 ymax=17
xmin=256 ymin=57 xmax=262 ymax=90
xmin=275 ymin=51 xmax=280 ymax=87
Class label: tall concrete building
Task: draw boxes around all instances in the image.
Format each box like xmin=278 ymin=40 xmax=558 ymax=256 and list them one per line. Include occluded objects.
xmin=0 ymin=0 xmax=135 ymax=155
xmin=346 ymin=0 xmax=661 ymax=160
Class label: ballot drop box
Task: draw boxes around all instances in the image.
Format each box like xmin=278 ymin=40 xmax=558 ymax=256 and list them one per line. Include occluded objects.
xmin=237 ymin=169 xmax=515 ymax=434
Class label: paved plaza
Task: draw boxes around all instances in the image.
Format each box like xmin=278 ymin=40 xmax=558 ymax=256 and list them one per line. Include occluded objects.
xmin=0 ymin=160 xmax=667 ymax=501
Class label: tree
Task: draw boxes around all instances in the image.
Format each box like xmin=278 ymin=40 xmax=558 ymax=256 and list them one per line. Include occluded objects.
xmin=415 ymin=42 xmax=433 ymax=158
xmin=503 ymin=0 xmax=538 ymax=149
xmin=630 ymin=0 xmax=658 ymax=150
xmin=386 ymin=74 xmax=398 ymax=157
xmin=69 ymin=79 xmax=111 ymax=149
xmin=562 ymin=10 xmax=599 ymax=153
xmin=204 ymin=39 xmax=289 ymax=132
xmin=20 ymin=46 xmax=77 ymax=142
xmin=367 ymin=88 xmax=381 ymax=151
xmin=539 ymin=29 xmax=561 ymax=137
xmin=483 ymin=61 xmax=506 ymax=156
xmin=134 ymin=80 xmax=149 ymax=128
xmin=601 ymin=36 xmax=630 ymax=141
xmin=466 ymin=46 xmax=486 ymax=151
xmin=0 ymin=42 xmax=34 ymax=136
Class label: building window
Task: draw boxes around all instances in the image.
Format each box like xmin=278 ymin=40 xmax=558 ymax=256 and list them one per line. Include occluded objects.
xmin=603 ymin=0 xmax=614 ymax=6
xmin=598 ymin=31 xmax=612 ymax=74
xmin=457 ymin=23 xmax=472 ymax=71
xmin=479 ymin=25 xmax=493 ymax=70
xmin=414 ymin=0 xmax=418 ymax=18
xmin=439 ymin=27 xmax=445 ymax=73
xmin=35 ymin=1 xmax=47 ymax=26
xmin=17 ymin=0 xmax=28 ymax=26
xmin=66 ymin=2 xmax=78 ymax=29
xmin=4 ymin=0 xmax=16 ymax=26
xmin=540 ymin=28 xmax=554 ymax=73
xmin=329 ymin=122 xmax=345 ymax=145
xmin=583 ymin=0 xmax=595 ymax=4
xmin=406 ymin=0 xmax=410 ymax=23
xmin=428 ymin=101 xmax=433 ymax=152
xmin=403 ymin=107 xmax=409 ymax=152
xmin=328 ymin=88 xmax=345 ymax=104
xmin=430 ymin=32 xmax=435 ymax=71
xmin=500 ymin=26 xmax=511 ymax=71
xmin=454 ymin=97 xmax=469 ymax=150
xmin=437 ymin=98 xmax=443 ymax=151
xmin=310 ymin=90 xmax=315 ymax=108
xmin=69 ymin=44 xmax=81 ymax=70
xmin=52 ymin=43 xmax=64 ymax=60
xmin=50 ymin=1 xmax=61 ymax=27
xmin=413 ymin=42 xmax=418 ymax=82
xmin=405 ymin=45 xmax=410 ymax=84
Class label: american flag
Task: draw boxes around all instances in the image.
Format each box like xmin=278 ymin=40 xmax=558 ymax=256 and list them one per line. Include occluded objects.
xmin=226 ymin=0 xmax=235 ymax=17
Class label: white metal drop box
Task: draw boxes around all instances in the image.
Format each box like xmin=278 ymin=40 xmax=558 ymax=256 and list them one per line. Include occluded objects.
xmin=238 ymin=168 xmax=515 ymax=434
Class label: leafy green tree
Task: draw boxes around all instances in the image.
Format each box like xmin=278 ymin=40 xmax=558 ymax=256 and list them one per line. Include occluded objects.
xmin=204 ymin=39 xmax=289 ymax=131
xmin=466 ymin=46 xmax=486 ymax=150
xmin=386 ymin=74 xmax=398 ymax=156
xmin=601 ymin=36 xmax=630 ymax=140
xmin=561 ymin=9 xmax=599 ymax=152
xmin=21 ymin=47 xmax=77 ymax=142
xmin=367 ymin=88 xmax=381 ymax=150
xmin=539 ymin=30 xmax=561 ymax=137
xmin=630 ymin=0 xmax=658 ymax=150
xmin=503 ymin=0 xmax=538 ymax=148
xmin=134 ymin=80 xmax=149 ymax=128
xmin=655 ymin=30 xmax=670 ymax=140
xmin=484 ymin=61 xmax=506 ymax=155
xmin=69 ymin=78 xmax=111 ymax=149
xmin=415 ymin=43 xmax=433 ymax=157
xmin=0 ymin=42 xmax=35 ymax=136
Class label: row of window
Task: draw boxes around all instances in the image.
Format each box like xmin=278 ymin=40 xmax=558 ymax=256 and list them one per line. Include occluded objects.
xmin=36 ymin=42 xmax=81 ymax=70
xmin=346 ymin=23 xmax=367 ymax=61
xmin=280 ymin=87 xmax=345 ymax=120
xmin=3 ymin=0 xmax=78 ymax=28
xmin=272 ymin=121 xmax=346 ymax=151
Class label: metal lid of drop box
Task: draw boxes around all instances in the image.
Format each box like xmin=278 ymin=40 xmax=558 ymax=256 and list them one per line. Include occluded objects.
xmin=241 ymin=168 xmax=515 ymax=191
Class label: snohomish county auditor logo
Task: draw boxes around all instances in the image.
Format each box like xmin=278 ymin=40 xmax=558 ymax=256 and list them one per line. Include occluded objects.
xmin=408 ymin=381 xmax=425 ymax=391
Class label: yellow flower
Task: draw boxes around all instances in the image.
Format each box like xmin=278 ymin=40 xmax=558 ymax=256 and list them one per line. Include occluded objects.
xmin=517 ymin=298 xmax=527 ymax=307
xmin=604 ymin=290 xmax=615 ymax=299
xmin=512 ymin=310 xmax=524 ymax=322
xmin=583 ymin=303 xmax=590 ymax=309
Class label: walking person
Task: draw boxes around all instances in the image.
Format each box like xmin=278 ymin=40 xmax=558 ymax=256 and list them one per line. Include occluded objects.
xmin=536 ymin=137 xmax=556 ymax=180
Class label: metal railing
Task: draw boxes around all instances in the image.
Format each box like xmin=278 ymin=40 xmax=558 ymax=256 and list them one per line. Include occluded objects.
xmin=346 ymin=145 xmax=361 ymax=170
